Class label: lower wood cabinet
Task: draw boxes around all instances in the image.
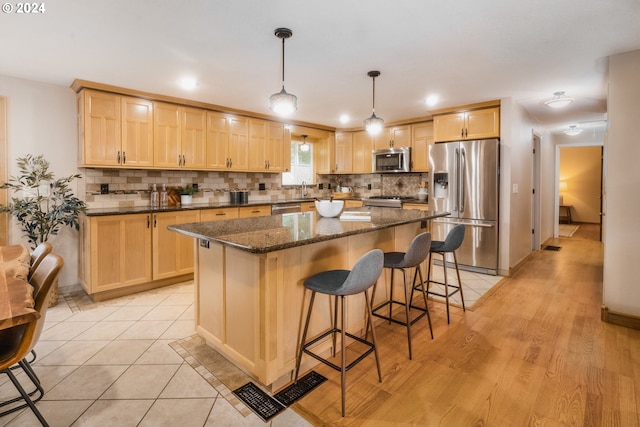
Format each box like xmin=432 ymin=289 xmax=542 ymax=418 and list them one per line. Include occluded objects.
xmin=80 ymin=213 xmax=153 ymax=295
xmin=238 ymin=205 xmax=271 ymax=218
xmin=80 ymin=210 xmax=200 ymax=299
xmin=151 ymin=210 xmax=199 ymax=280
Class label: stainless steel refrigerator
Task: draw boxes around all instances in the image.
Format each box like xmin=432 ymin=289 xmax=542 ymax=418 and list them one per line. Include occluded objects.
xmin=429 ymin=138 xmax=499 ymax=275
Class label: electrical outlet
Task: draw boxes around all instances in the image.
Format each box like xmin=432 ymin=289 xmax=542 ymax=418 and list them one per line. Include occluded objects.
xmin=100 ymin=184 xmax=109 ymax=194
xmin=318 ymin=183 xmax=323 ymax=190
xmin=367 ymin=183 xmax=372 ymax=190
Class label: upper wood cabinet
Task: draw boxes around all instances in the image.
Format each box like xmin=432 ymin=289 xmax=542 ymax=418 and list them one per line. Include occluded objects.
xmin=79 ymin=90 xmax=154 ymax=167
xmin=352 ymin=131 xmax=373 ymax=173
xmin=315 ymin=134 xmax=335 ymax=175
xmin=153 ymin=103 xmax=206 ymax=169
xmin=411 ymin=121 xmax=433 ymax=172
xmin=205 ymin=111 xmax=230 ymax=170
xmin=227 ymin=116 xmax=250 ymax=171
xmin=373 ymin=125 xmax=411 ymax=150
xmin=433 ymin=107 xmax=500 ymax=142
xmin=334 ymin=132 xmax=353 ymax=174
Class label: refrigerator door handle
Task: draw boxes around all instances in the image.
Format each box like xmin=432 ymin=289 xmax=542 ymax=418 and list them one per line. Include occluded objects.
xmin=460 ymin=146 xmax=466 ymax=213
xmin=454 ymin=147 xmax=459 ymax=212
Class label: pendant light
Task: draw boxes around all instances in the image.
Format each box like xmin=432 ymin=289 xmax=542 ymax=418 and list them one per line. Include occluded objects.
xmin=563 ymin=125 xmax=583 ymax=136
xmin=269 ymin=28 xmax=297 ymax=116
xmin=363 ymin=70 xmax=384 ymax=135
xmin=300 ymin=134 xmax=310 ymax=152
xmin=545 ymin=91 xmax=574 ymax=109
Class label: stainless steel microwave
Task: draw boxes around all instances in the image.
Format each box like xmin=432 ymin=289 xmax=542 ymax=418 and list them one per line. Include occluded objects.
xmin=372 ymin=147 xmax=411 ymax=173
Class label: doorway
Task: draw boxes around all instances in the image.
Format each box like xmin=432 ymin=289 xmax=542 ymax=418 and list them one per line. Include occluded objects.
xmin=556 ymin=144 xmax=603 ymax=242
xmin=531 ymin=132 xmax=541 ymax=250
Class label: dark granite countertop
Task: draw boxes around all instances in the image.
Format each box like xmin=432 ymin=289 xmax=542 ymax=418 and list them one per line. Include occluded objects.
xmin=84 ymin=198 xmax=326 ymax=216
xmin=168 ymin=207 xmax=449 ymax=254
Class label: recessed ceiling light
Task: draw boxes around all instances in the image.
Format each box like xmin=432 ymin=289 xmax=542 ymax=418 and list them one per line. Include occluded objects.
xmin=339 ymin=114 xmax=350 ymax=124
xmin=179 ymin=77 xmax=198 ymax=90
xmin=425 ymin=95 xmax=439 ymax=107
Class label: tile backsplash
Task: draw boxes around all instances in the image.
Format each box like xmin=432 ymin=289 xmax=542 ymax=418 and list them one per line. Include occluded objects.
xmin=79 ymin=168 xmax=429 ymax=209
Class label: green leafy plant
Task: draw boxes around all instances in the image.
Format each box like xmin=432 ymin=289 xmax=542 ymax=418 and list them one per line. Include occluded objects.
xmin=0 ymin=154 xmax=87 ymax=250
xmin=178 ymin=185 xmax=197 ymax=196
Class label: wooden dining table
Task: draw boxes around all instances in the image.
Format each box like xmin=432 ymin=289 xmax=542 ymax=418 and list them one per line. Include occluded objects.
xmin=0 ymin=244 xmax=39 ymax=331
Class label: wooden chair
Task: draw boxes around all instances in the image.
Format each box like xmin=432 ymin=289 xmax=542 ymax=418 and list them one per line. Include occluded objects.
xmin=0 ymin=252 xmax=64 ymax=426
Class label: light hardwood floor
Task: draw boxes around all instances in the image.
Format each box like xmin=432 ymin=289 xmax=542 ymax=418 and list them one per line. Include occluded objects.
xmin=292 ymin=223 xmax=640 ymax=426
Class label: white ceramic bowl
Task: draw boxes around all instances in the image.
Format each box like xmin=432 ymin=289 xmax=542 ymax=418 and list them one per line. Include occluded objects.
xmin=315 ymin=199 xmax=344 ymax=218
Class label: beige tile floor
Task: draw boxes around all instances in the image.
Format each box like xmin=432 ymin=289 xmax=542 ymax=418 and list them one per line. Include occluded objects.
xmin=0 ymin=265 xmax=502 ymax=427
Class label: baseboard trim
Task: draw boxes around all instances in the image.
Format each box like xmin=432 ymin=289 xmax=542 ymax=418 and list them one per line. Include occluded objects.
xmin=601 ymin=305 xmax=640 ymax=330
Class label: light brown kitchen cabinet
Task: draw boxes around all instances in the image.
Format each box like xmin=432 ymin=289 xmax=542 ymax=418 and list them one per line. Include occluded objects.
xmin=374 ymin=125 xmax=411 ymax=150
xmin=301 ymin=202 xmax=316 ymax=212
xmin=411 ymin=121 xmax=434 ymax=172
xmin=238 ymin=205 xmax=271 ymax=218
xmin=344 ymin=200 xmax=363 ymax=208
xmin=334 ymin=132 xmax=353 ymax=173
xmin=314 ymin=134 xmax=335 ymax=174
xmin=78 ymin=90 xmax=121 ymax=167
xmin=80 ymin=90 xmax=153 ymax=167
xmin=200 ymin=207 xmax=239 ymax=222
xmin=249 ymin=119 xmax=285 ymax=172
xmin=266 ymin=121 xmax=287 ymax=172
xmin=121 ymin=96 xmax=154 ymax=167
xmin=205 ymin=111 xmax=230 ymax=170
xmin=152 ymin=210 xmax=200 ymax=280
xmin=352 ymin=131 xmax=373 ymax=173
xmin=154 ymin=103 xmax=207 ymax=169
xmin=227 ymin=116 xmax=250 ymax=170
xmin=80 ymin=213 xmax=152 ymax=294
xmin=433 ymin=107 xmax=500 ymax=142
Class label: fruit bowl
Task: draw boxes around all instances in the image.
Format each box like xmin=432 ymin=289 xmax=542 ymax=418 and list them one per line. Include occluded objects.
xmin=314 ymin=199 xmax=344 ymax=218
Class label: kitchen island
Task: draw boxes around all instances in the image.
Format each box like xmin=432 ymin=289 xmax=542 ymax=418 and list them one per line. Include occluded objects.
xmin=169 ymin=207 xmax=449 ymax=390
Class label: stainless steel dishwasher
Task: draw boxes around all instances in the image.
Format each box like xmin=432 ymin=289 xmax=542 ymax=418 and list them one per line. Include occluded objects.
xmin=271 ymin=203 xmax=302 ymax=215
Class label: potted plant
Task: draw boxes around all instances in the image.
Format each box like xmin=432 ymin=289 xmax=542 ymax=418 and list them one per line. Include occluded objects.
xmin=178 ymin=185 xmax=197 ymax=205
xmin=0 ymin=154 xmax=87 ymax=305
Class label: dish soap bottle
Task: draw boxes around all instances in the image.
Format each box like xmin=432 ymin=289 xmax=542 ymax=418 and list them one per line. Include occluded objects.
xmin=150 ymin=184 xmax=159 ymax=207
xmin=160 ymin=184 xmax=168 ymax=207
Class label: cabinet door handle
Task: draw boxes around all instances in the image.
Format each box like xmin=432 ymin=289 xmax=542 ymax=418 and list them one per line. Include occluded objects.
xmin=461 ymin=128 xmax=465 ymax=138
xmin=147 ymin=215 xmax=150 ymax=228
xmin=153 ymin=214 xmax=157 ymax=228
xmin=122 ymin=151 xmax=126 ymax=164
xmin=182 ymin=155 xmax=186 ymax=166
xmin=117 ymin=151 xmax=121 ymax=164
xmin=215 ymin=212 xmax=226 ymax=216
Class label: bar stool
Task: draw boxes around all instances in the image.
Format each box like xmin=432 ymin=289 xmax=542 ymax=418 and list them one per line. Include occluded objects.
xmin=426 ymin=224 xmax=466 ymax=324
xmin=294 ymin=249 xmax=384 ymax=417
xmin=371 ymin=232 xmax=433 ymax=360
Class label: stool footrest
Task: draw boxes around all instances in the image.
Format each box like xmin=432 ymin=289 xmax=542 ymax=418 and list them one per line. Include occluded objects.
xmin=372 ymin=300 xmax=428 ymax=327
xmin=302 ymin=328 xmax=376 ymax=373
xmin=425 ymin=280 xmax=462 ymax=298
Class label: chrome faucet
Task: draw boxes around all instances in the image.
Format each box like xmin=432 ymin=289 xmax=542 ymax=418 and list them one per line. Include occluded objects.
xmin=301 ymin=181 xmax=308 ymax=198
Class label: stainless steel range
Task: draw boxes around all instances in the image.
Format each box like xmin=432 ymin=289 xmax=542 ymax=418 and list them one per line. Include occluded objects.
xmin=363 ymin=196 xmax=415 ymax=208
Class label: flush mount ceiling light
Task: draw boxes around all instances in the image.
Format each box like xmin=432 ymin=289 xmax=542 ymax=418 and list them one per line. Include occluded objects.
xmin=563 ymin=125 xmax=583 ymax=136
xmin=300 ymin=134 xmax=310 ymax=152
xmin=545 ymin=91 xmax=574 ymax=109
xmin=269 ymin=27 xmax=297 ymax=116
xmin=363 ymin=70 xmax=384 ymax=135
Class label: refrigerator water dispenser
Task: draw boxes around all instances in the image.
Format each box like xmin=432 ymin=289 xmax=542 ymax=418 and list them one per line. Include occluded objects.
xmin=434 ymin=172 xmax=449 ymax=199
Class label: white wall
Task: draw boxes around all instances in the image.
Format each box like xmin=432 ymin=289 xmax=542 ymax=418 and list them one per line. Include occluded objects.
xmin=0 ymin=75 xmax=79 ymax=288
xmin=500 ymin=97 xmax=546 ymax=272
xmin=603 ymin=49 xmax=640 ymax=316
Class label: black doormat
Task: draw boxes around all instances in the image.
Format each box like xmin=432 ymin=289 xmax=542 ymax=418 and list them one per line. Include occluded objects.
xmin=274 ymin=371 xmax=327 ymax=406
xmin=232 ymin=382 xmax=285 ymax=422
xmin=543 ymin=245 xmax=562 ymax=251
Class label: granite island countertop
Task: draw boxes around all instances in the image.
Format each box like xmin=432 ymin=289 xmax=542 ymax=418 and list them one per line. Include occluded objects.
xmin=169 ymin=207 xmax=449 ymax=254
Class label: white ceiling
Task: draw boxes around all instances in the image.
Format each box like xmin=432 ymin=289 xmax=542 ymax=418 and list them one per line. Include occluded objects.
xmin=2 ymin=0 xmax=639 ymax=134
